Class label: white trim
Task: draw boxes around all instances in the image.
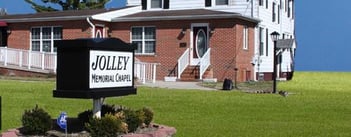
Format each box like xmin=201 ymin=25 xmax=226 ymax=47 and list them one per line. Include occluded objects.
xmin=30 ymin=26 xmax=62 ymax=53
xmin=130 ymin=26 xmax=156 ymax=55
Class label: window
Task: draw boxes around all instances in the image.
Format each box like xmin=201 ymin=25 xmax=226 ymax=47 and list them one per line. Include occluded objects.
xmin=205 ymin=0 xmax=228 ymax=7
xmin=259 ymin=0 xmax=263 ymax=6
xmin=131 ymin=26 xmax=156 ymax=54
xmin=243 ymin=26 xmax=248 ymax=50
xmin=266 ymin=28 xmax=269 ymax=56
xmin=205 ymin=0 xmax=211 ymax=7
xmin=266 ymin=0 xmax=268 ymax=9
xmin=216 ymin=0 xmax=228 ymax=5
xmin=142 ymin=0 xmax=169 ymax=10
xmin=31 ymin=26 xmax=62 ymax=53
xmin=259 ymin=27 xmax=264 ymax=56
xmin=151 ymin=0 xmax=162 ymax=8
xmin=272 ymin=2 xmax=276 ymax=22
xmin=278 ymin=5 xmax=280 ymax=24
xmin=280 ymin=0 xmax=282 ymax=9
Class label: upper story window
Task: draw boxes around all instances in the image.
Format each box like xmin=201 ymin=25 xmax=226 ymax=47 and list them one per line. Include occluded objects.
xmin=131 ymin=26 xmax=156 ymax=54
xmin=259 ymin=0 xmax=263 ymax=6
xmin=266 ymin=0 xmax=268 ymax=9
xmin=216 ymin=0 xmax=228 ymax=5
xmin=259 ymin=27 xmax=264 ymax=56
xmin=243 ymin=26 xmax=248 ymax=50
xmin=205 ymin=0 xmax=228 ymax=7
xmin=272 ymin=2 xmax=276 ymax=22
xmin=151 ymin=0 xmax=162 ymax=8
xmin=31 ymin=26 xmax=62 ymax=53
xmin=142 ymin=0 xmax=169 ymax=10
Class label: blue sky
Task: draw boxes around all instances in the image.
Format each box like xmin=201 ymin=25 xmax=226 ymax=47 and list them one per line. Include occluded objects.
xmin=0 ymin=0 xmax=350 ymax=71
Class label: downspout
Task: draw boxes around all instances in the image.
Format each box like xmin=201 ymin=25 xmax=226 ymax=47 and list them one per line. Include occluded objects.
xmin=86 ymin=17 xmax=95 ymax=38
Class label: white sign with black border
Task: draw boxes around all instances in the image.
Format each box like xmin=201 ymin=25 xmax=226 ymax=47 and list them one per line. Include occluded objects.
xmin=89 ymin=50 xmax=133 ymax=89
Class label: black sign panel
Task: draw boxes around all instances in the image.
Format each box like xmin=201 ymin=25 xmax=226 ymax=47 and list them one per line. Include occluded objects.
xmin=53 ymin=38 xmax=137 ymax=99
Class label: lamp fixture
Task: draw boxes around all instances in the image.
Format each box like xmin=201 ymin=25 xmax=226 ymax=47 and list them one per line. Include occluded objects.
xmin=181 ymin=28 xmax=186 ymax=34
xmin=270 ymin=31 xmax=280 ymax=41
xmin=210 ymin=27 xmax=215 ymax=34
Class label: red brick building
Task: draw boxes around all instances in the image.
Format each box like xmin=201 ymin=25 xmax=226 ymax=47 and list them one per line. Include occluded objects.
xmin=0 ymin=7 xmax=259 ymax=82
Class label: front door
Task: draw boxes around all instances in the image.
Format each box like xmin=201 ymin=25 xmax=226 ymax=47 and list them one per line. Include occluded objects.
xmin=95 ymin=25 xmax=104 ymax=38
xmin=191 ymin=24 xmax=208 ymax=65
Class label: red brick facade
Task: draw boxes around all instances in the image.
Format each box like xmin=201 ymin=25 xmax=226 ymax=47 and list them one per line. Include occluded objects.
xmin=108 ymin=18 xmax=256 ymax=82
xmin=7 ymin=20 xmax=92 ymax=50
xmin=5 ymin=18 xmax=256 ymax=82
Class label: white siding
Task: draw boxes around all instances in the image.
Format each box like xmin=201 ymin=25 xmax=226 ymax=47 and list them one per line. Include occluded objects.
xmin=170 ymin=0 xmax=204 ymax=9
xmin=126 ymin=0 xmax=141 ymax=6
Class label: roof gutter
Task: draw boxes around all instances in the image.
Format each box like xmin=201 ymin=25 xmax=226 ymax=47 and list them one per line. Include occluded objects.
xmin=112 ymin=14 xmax=260 ymax=24
xmin=2 ymin=16 xmax=90 ymax=23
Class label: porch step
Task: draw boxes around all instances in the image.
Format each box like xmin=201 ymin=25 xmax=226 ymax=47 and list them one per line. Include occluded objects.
xmin=179 ymin=66 xmax=212 ymax=81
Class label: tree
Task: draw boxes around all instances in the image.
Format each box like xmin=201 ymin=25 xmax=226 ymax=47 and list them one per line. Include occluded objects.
xmin=24 ymin=0 xmax=110 ymax=12
xmin=0 ymin=8 xmax=7 ymax=16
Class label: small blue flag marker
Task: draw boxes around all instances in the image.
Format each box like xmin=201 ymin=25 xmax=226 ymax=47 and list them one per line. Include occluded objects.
xmin=57 ymin=112 xmax=68 ymax=136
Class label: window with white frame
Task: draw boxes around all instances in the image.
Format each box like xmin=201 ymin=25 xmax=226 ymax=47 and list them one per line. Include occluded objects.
xmin=272 ymin=2 xmax=276 ymax=22
xmin=259 ymin=0 xmax=263 ymax=6
xmin=31 ymin=26 xmax=62 ymax=53
xmin=215 ymin=0 xmax=228 ymax=5
xmin=259 ymin=27 xmax=264 ymax=56
xmin=243 ymin=26 xmax=248 ymax=50
xmin=151 ymin=0 xmax=162 ymax=8
xmin=131 ymin=26 xmax=156 ymax=54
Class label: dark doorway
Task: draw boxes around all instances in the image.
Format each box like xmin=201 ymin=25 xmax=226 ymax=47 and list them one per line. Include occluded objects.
xmin=0 ymin=27 xmax=7 ymax=47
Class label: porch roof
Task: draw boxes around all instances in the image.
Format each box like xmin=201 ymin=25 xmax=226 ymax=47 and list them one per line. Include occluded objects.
xmin=277 ymin=39 xmax=295 ymax=49
xmin=0 ymin=7 xmax=132 ymax=23
xmin=111 ymin=9 xmax=260 ymax=23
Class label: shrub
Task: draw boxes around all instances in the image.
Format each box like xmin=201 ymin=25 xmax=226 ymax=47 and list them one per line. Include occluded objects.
xmin=101 ymin=104 xmax=118 ymax=116
xmin=21 ymin=105 xmax=52 ymax=135
xmin=78 ymin=109 xmax=93 ymax=124
xmin=85 ymin=114 xmax=123 ymax=137
xmin=124 ymin=109 xmax=145 ymax=132
xmin=142 ymin=107 xmax=154 ymax=126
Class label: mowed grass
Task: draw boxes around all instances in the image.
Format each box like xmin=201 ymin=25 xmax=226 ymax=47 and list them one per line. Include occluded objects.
xmin=1 ymin=72 xmax=351 ymax=136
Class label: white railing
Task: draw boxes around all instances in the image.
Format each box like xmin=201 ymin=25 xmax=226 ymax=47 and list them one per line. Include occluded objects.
xmin=0 ymin=47 xmax=57 ymax=72
xmin=177 ymin=48 xmax=190 ymax=79
xmin=134 ymin=61 xmax=158 ymax=84
xmin=199 ymin=48 xmax=211 ymax=80
xmin=0 ymin=47 xmax=158 ymax=83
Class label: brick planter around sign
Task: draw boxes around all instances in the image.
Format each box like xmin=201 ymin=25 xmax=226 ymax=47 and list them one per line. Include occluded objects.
xmin=1 ymin=124 xmax=176 ymax=137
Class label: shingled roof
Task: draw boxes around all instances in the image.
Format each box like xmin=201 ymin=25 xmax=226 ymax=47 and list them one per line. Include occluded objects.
xmin=0 ymin=7 xmax=131 ymax=23
xmin=112 ymin=9 xmax=260 ymax=23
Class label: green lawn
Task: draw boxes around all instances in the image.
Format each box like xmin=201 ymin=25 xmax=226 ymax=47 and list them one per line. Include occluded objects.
xmin=1 ymin=72 xmax=351 ymax=136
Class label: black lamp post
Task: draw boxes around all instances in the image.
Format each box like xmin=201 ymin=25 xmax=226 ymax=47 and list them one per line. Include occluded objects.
xmin=270 ymin=31 xmax=280 ymax=94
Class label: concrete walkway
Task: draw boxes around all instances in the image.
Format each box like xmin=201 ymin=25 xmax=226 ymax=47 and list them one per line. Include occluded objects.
xmin=140 ymin=81 xmax=217 ymax=91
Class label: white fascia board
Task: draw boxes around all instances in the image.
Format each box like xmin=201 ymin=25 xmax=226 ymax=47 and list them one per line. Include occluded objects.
xmin=92 ymin=6 xmax=142 ymax=22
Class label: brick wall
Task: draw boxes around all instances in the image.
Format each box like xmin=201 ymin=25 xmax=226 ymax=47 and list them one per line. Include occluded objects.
xmin=109 ymin=18 xmax=256 ymax=82
xmin=7 ymin=20 xmax=92 ymax=49
xmin=5 ymin=18 xmax=256 ymax=82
